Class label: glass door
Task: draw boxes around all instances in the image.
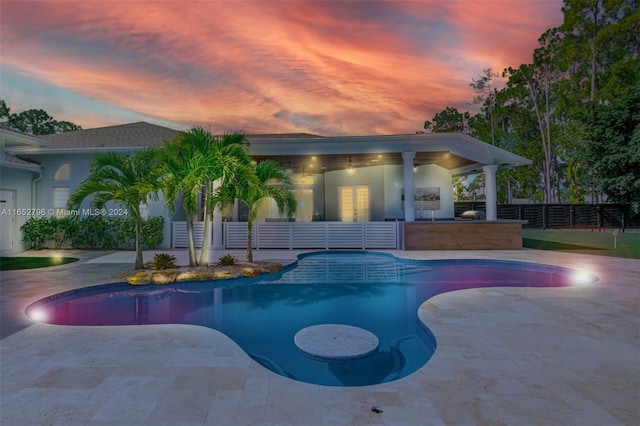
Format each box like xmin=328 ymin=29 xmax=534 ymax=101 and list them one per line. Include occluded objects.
xmin=339 ymin=185 xmax=369 ymax=222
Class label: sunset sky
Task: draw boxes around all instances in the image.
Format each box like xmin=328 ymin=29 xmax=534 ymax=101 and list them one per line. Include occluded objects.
xmin=1 ymin=1 xmax=563 ymax=136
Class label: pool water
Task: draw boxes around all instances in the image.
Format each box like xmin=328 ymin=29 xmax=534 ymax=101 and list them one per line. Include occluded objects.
xmin=26 ymin=251 xmax=596 ymax=386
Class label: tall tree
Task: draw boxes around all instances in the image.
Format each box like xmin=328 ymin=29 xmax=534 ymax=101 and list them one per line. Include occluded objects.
xmin=1 ymin=100 xmax=83 ymax=135
xmin=581 ymin=86 xmax=640 ymax=213
xmin=0 ymin=100 xmax=10 ymax=123
xmin=69 ymin=149 xmax=158 ymax=269
xmin=558 ymin=0 xmax=638 ymax=103
xmin=467 ymin=173 xmax=486 ymax=201
xmin=423 ymin=107 xmax=471 ymax=133
xmin=470 ymin=68 xmax=500 ymax=145
xmin=555 ymin=0 xmax=640 ymax=201
xmin=214 ymin=160 xmax=296 ymax=262
xmin=8 ymin=109 xmax=58 ymax=135
xmin=55 ymin=121 xmax=82 ymax=133
xmin=502 ymin=26 xmax=564 ymax=206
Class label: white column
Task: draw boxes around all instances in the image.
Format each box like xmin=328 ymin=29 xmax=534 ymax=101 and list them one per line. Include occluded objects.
xmin=482 ymin=164 xmax=499 ymax=221
xmin=211 ymin=179 xmax=224 ymax=250
xmin=402 ymin=152 xmax=416 ymax=222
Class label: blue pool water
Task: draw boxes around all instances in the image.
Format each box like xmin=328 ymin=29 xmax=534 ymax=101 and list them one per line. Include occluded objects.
xmin=26 ymin=251 xmax=597 ymax=386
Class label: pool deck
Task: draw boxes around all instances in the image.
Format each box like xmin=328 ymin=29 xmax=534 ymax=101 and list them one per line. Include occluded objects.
xmin=1 ymin=248 xmax=638 ymax=425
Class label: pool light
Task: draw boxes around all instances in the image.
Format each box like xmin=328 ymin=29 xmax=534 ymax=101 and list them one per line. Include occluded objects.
xmin=29 ymin=308 xmax=48 ymax=322
xmin=572 ymin=270 xmax=596 ymax=286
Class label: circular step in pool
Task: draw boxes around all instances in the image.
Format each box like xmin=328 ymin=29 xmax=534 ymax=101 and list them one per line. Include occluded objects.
xmin=294 ymin=324 xmax=379 ymax=362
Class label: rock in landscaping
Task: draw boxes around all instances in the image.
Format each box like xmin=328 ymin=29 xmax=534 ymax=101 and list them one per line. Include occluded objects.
xmin=176 ymin=270 xmax=215 ymax=282
xmin=241 ymin=267 xmax=261 ymax=277
xmin=127 ymin=272 xmax=151 ymax=285
xmin=151 ymin=272 xmax=178 ymax=285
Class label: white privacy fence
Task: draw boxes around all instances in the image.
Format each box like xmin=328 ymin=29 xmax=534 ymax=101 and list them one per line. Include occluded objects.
xmin=172 ymin=221 xmax=400 ymax=250
xmin=171 ymin=221 xmax=209 ymax=249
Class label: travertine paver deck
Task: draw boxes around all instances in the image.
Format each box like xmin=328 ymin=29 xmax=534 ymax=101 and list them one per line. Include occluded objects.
xmin=0 ymin=248 xmax=638 ymax=425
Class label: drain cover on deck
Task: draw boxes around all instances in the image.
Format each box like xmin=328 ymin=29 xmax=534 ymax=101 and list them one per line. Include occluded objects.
xmin=294 ymin=324 xmax=379 ymax=361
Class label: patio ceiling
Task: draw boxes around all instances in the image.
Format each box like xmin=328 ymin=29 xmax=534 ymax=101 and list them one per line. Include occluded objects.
xmin=252 ymin=151 xmax=476 ymax=174
xmin=247 ymin=133 xmax=530 ymax=176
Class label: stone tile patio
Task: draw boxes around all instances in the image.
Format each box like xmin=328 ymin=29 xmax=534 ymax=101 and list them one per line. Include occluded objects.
xmin=1 ymin=248 xmax=638 ymax=425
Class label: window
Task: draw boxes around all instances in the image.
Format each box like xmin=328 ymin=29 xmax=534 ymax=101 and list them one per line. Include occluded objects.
xmin=54 ymin=163 xmax=70 ymax=181
xmin=53 ymin=187 xmax=69 ymax=217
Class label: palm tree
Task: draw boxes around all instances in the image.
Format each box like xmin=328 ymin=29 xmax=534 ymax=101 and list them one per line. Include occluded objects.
xmin=215 ymin=159 xmax=296 ymax=262
xmin=194 ymin=131 xmax=254 ymax=265
xmin=68 ymin=149 xmax=158 ymax=269
xmin=156 ymin=128 xmax=254 ymax=266
xmin=155 ymin=140 xmax=204 ymax=266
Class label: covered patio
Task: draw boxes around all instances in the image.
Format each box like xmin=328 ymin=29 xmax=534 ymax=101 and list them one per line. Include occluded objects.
xmin=171 ymin=132 xmax=531 ymax=251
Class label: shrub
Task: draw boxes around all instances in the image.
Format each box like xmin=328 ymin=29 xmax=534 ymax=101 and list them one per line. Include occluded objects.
xmin=21 ymin=217 xmax=52 ymax=249
xmin=71 ymin=215 xmax=118 ymax=249
xmin=22 ymin=215 xmax=165 ymax=250
xmin=146 ymin=253 xmax=177 ymax=270
xmin=51 ymin=217 xmax=74 ymax=249
xmin=141 ymin=217 xmax=165 ymax=249
xmin=116 ymin=216 xmax=165 ymax=250
xmin=219 ymin=253 xmax=236 ymax=266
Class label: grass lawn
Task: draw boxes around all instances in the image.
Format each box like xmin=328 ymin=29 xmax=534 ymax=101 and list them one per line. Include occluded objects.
xmin=523 ymin=229 xmax=640 ymax=259
xmin=0 ymin=256 xmax=79 ymax=271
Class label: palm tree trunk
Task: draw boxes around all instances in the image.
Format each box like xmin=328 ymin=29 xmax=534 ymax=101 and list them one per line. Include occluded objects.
xmin=199 ymin=183 xmax=211 ymax=265
xmin=186 ymin=215 xmax=197 ymax=267
xmin=246 ymin=219 xmax=253 ymax=262
xmin=135 ymin=219 xmax=144 ymax=269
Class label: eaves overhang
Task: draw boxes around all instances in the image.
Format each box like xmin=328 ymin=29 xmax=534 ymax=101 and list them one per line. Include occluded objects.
xmin=0 ymin=128 xmax=50 ymax=148
xmin=6 ymin=146 xmax=147 ymax=157
xmin=7 ymin=132 xmax=532 ymax=173
xmin=0 ymin=161 xmax=42 ymax=173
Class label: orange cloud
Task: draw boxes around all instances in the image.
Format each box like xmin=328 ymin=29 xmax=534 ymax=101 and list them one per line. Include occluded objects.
xmin=0 ymin=0 xmax=563 ymax=135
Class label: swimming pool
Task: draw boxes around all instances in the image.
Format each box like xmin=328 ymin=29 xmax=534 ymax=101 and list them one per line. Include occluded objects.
xmin=26 ymin=251 xmax=597 ymax=386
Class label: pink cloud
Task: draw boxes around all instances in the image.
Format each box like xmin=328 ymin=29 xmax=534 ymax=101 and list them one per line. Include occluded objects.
xmin=0 ymin=1 xmax=563 ymax=135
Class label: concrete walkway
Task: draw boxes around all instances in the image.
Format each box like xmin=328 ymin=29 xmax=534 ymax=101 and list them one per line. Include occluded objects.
xmin=0 ymin=248 xmax=638 ymax=425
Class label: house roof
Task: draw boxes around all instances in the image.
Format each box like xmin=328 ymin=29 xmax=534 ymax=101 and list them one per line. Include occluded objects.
xmin=28 ymin=122 xmax=321 ymax=150
xmin=0 ymin=126 xmax=46 ymax=172
xmin=248 ymin=133 xmax=323 ymax=139
xmin=7 ymin=121 xmax=531 ymax=175
xmin=37 ymin=121 xmax=181 ymax=149
xmin=2 ymin=152 xmax=42 ymax=172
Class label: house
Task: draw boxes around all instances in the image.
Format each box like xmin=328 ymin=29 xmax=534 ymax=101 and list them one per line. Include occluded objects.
xmin=0 ymin=126 xmax=49 ymax=253
xmin=2 ymin=122 xmax=531 ymax=254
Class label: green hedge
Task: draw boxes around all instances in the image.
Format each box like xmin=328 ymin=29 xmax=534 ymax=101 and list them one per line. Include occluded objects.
xmin=20 ymin=216 xmax=165 ymax=250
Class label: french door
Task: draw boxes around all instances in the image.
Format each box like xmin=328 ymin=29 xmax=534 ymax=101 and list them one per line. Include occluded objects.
xmin=339 ymin=185 xmax=369 ymax=222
